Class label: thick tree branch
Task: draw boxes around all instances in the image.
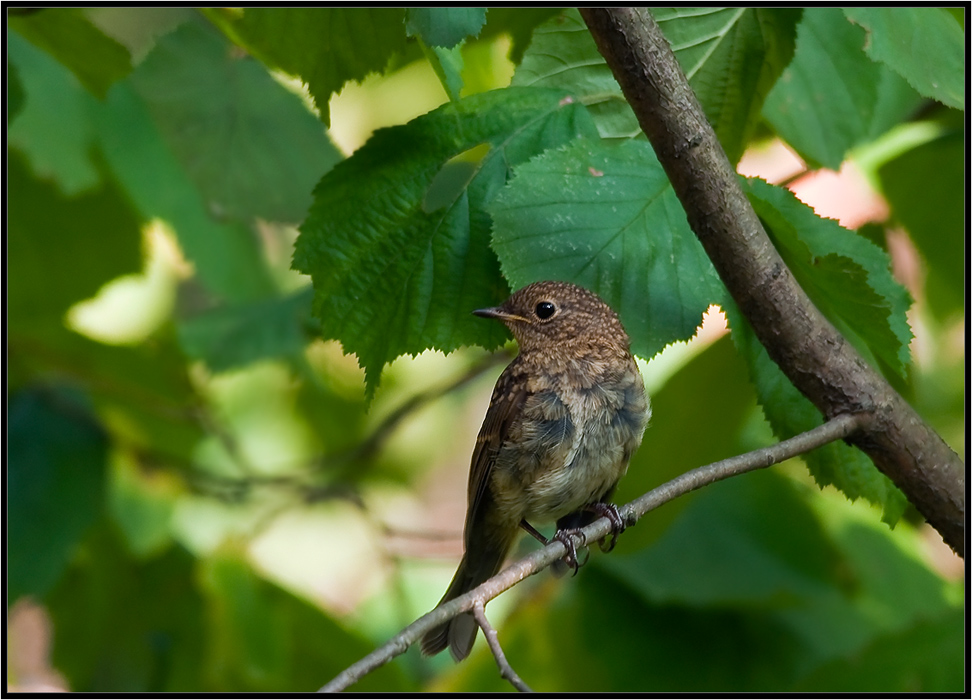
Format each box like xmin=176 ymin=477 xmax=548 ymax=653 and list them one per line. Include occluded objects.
xmin=579 ymin=8 xmax=965 ymax=554
xmin=318 ymin=413 xmax=864 ymax=692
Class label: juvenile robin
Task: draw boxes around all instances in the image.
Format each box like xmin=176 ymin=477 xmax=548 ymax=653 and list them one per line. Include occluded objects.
xmin=420 ymin=280 xmax=650 ymax=661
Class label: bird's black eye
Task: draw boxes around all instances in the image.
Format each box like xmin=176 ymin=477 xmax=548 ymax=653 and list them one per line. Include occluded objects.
xmin=535 ymin=301 xmax=556 ymax=320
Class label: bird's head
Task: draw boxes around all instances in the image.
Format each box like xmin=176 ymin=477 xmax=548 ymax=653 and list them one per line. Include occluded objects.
xmin=473 ymin=280 xmax=631 ymax=357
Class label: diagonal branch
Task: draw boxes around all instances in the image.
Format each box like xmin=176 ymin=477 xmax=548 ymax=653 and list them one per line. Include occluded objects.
xmin=472 ymin=600 xmax=533 ymax=692
xmin=578 ymin=7 xmax=964 ymax=554
xmin=318 ymin=413 xmax=864 ymax=692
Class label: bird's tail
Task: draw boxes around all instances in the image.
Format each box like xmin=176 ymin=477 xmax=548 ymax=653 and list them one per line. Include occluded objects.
xmin=420 ymin=535 xmax=511 ymax=661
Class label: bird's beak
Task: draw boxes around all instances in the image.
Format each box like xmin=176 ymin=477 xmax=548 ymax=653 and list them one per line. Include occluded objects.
xmin=472 ymin=307 xmax=528 ymax=323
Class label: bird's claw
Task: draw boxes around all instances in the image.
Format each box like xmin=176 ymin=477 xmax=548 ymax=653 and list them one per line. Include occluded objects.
xmin=553 ymin=528 xmax=589 ymax=576
xmin=587 ymin=502 xmax=626 ymax=552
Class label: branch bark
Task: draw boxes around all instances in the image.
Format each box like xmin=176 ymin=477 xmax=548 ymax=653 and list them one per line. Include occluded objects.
xmin=319 ymin=413 xmax=864 ymax=692
xmin=472 ymin=600 xmax=533 ymax=692
xmin=579 ymin=7 xmax=965 ymax=554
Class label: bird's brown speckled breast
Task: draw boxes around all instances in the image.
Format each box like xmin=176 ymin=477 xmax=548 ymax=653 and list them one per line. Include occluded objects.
xmin=490 ymin=354 xmax=649 ymax=525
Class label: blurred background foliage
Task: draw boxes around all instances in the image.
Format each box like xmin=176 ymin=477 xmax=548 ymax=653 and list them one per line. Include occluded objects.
xmin=6 ymin=7 xmax=965 ymax=693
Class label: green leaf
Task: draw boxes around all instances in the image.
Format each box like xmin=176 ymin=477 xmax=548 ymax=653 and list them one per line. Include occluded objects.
xmin=447 ymin=564 xmax=805 ymax=692
xmin=606 ymin=471 xmax=850 ymax=609
xmin=731 ymin=179 xmax=912 ymax=521
xmin=843 ymin=7 xmax=964 ymax=110
xmin=95 ymin=82 xmax=275 ymax=302
xmin=7 ymin=60 xmax=25 ymax=125
xmin=6 ymin=148 xmax=143 ymax=331
xmin=8 ymin=387 xmax=108 ymax=602
xmin=293 ymin=87 xmax=598 ymax=397
xmin=878 ymin=124 xmax=964 ymax=320
xmin=9 ymin=8 xmax=131 ymax=98
xmin=7 ymin=29 xmax=101 ymax=195
xmin=108 ymin=454 xmax=181 ymax=559
xmin=420 ymin=40 xmax=465 ymax=102
xmin=796 ymin=610 xmax=964 ymax=692
xmin=406 ymin=7 xmax=487 ymax=48
xmin=178 ymin=287 xmax=315 ymax=372
xmin=817 ymin=503 xmax=960 ymax=630
xmin=614 ymin=336 xmax=760 ymax=551
xmin=763 ymin=8 xmax=924 ymax=170
xmin=478 ymin=7 xmax=563 ymax=65
xmin=129 ymin=20 xmax=342 ymax=224
xmin=46 ymin=525 xmax=207 ymax=691
xmin=742 ymin=177 xmax=912 ymax=381
xmin=12 ymin=329 xmax=206 ymax=465
xmin=199 ymin=547 xmax=411 ymax=692
xmin=514 ymin=8 xmax=800 ymax=161
xmin=488 ymin=137 xmax=727 ymax=360
xmin=725 ymin=301 xmax=908 ymax=524
xmin=605 ymin=469 xmax=954 ymax=684
xmin=654 ymin=7 xmax=801 ymax=163
xmin=602 ymin=471 xmax=882 ymax=673
xmin=206 ymin=8 xmax=409 ymax=126
xmin=795 ymin=500 xmax=963 ymax=691
xmin=512 ymin=8 xmax=641 ymax=140
xmin=445 ymin=465 xmax=955 ymax=692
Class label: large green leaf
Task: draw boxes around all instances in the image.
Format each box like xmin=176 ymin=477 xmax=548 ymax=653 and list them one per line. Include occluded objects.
xmin=878 ymin=124 xmax=965 ymax=320
xmin=795 ymin=611 xmax=964 ymax=692
xmin=8 ymin=8 xmax=131 ymax=98
xmin=406 ymin=7 xmax=487 ymax=48
xmin=438 ymin=467 xmax=956 ymax=692
xmin=129 ymin=20 xmax=342 ymax=224
xmin=8 ymin=387 xmax=108 ymax=602
xmin=478 ymin=7 xmax=563 ymax=65
xmin=513 ymin=8 xmax=799 ymax=162
xmin=11 ymin=326 xmax=206 ymax=468
xmin=7 ymin=29 xmax=101 ymax=195
xmin=6 ymin=148 xmax=143 ymax=331
xmin=95 ymin=82 xmax=275 ymax=302
xmin=178 ymin=287 xmax=316 ymax=372
xmin=614 ymin=336 xmax=760 ymax=551
xmin=488 ymin=137 xmax=727 ymax=360
xmin=843 ymin=7 xmax=964 ymax=110
xmin=743 ymin=177 xmax=912 ymax=381
xmin=512 ymin=9 xmax=640 ymax=140
xmin=734 ymin=180 xmax=912 ymax=519
xmin=199 ymin=547 xmax=411 ymax=692
xmin=7 ymin=60 xmax=25 ymax=125
xmin=46 ymin=526 xmax=207 ymax=692
xmin=444 ymin=564 xmax=804 ymax=692
xmin=206 ymin=8 xmax=409 ymax=126
xmin=293 ymin=87 xmax=599 ymax=397
xmin=604 ymin=469 xmax=955 ymax=686
xmin=763 ymin=8 xmax=924 ymax=170
xmin=654 ymin=7 xmax=801 ymax=163
xmin=726 ymin=301 xmax=908 ymax=524
xmin=604 ymin=472 xmax=846 ymax=611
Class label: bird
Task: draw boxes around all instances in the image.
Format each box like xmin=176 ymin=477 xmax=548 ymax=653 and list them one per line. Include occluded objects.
xmin=420 ymin=280 xmax=650 ymax=661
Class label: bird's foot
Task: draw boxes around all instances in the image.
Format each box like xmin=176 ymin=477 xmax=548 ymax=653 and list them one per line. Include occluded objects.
xmin=552 ymin=528 xmax=589 ymax=576
xmin=585 ymin=502 xmax=627 ymax=552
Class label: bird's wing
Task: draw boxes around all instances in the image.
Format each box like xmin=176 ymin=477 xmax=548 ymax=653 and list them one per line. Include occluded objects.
xmin=464 ymin=358 xmax=527 ymax=546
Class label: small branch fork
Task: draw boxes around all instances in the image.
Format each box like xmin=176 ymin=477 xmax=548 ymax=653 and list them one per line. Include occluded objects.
xmin=472 ymin=600 xmax=533 ymax=692
xmin=318 ymin=412 xmax=865 ymax=693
